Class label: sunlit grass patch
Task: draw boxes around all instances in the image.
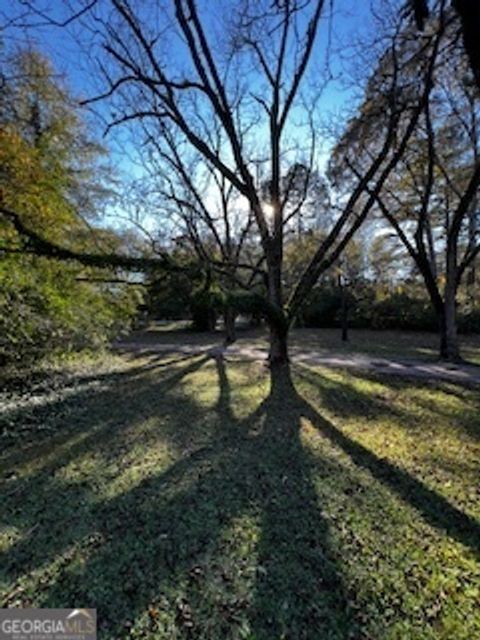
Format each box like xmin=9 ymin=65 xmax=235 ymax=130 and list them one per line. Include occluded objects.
xmin=296 ymin=383 xmax=480 ymax=639
xmin=297 ymin=364 xmax=480 ymax=515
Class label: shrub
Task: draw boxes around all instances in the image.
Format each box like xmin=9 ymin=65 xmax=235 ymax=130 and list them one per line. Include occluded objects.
xmin=369 ymin=293 xmax=437 ymax=331
xmin=301 ymin=287 xmax=344 ymax=328
xmin=0 ymin=255 xmax=140 ymax=369
xmin=300 ymin=287 xmax=440 ymax=332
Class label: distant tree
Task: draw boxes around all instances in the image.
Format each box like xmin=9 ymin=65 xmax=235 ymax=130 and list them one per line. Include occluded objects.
xmin=343 ymin=17 xmax=480 ymax=360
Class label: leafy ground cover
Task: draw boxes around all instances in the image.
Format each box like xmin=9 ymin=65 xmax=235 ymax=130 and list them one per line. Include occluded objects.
xmin=1 ymin=346 xmax=479 ymax=639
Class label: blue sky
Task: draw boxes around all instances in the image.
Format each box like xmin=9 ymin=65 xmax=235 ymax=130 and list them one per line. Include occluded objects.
xmin=1 ymin=0 xmax=373 ymax=120
xmin=0 ymin=0 xmax=376 ymax=230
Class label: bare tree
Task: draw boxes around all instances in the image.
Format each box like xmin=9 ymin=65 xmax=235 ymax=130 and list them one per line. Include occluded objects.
xmin=77 ymin=0 xmax=445 ymax=373
xmin=140 ymin=120 xmax=262 ymax=342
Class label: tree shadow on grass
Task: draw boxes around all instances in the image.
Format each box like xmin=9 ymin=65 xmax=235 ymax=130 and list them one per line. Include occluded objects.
xmin=2 ymin=355 xmax=479 ymax=638
xmin=1 ymin=355 xmax=358 ymax=639
xmin=0 ymin=354 xmax=210 ymax=475
xmin=293 ymin=364 xmax=480 ymax=557
xmin=296 ymin=363 xmax=480 ymax=443
xmin=0 ymin=355 xmax=211 ymax=576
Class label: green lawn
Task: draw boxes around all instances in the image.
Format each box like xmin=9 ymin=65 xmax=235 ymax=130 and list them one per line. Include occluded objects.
xmin=1 ymin=351 xmax=479 ymax=639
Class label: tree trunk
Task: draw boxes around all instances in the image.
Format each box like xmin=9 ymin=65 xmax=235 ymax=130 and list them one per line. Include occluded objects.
xmin=466 ymin=195 xmax=477 ymax=305
xmin=268 ymin=321 xmax=289 ymax=370
xmin=439 ymin=285 xmax=460 ymax=361
xmin=268 ymin=351 xmax=295 ymax=400
xmin=223 ymin=308 xmax=236 ymax=345
xmin=340 ymin=284 xmax=349 ymax=342
xmin=265 ymin=232 xmax=289 ymax=370
xmin=415 ymin=255 xmax=460 ymax=362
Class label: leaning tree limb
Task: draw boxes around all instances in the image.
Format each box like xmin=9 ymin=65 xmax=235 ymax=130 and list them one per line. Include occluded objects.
xmin=0 ymin=206 xmax=194 ymax=275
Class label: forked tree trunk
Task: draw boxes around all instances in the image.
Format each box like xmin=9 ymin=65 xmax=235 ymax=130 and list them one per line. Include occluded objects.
xmin=417 ymin=259 xmax=460 ymax=362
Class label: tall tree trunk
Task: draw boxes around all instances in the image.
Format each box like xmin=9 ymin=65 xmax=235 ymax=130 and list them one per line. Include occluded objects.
xmin=338 ymin=274 xmax=349 ymax=342
xmin=266 ymin=260 xmax=289 ymax=369
xmin=268 ymin=320 xmax=289 ymax=369
xmin=268 ymin=350 xmax=295 ymax=400
xmin=439 ymin=241 xmax=461 ymax=361
xmin=414 ymin=254 xmax=460 ymax=361
xmin=341 ymin=292 xmax=349 ymax=342
xmin=439 ymin=283 xmax=460 ymax=361
xmin=223 ymin=308 xmax=236 ymax=345
xmin=267 ymin=266 xmax=290 ymax=371
xmin=466 ymin=195 xmax=477 ymax=305
xmin=266 ymin=242 xmax=289 ymax=370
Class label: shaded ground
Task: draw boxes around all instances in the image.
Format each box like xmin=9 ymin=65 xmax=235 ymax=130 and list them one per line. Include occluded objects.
xmin=117 ymin=324 xmax=480 ymax=385
xmin=1 ymin=350 xmax=479 ymax=639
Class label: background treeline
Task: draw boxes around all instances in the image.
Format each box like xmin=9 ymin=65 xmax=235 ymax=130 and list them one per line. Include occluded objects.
xmin=146 ymin=274 xmax=480 ymax=335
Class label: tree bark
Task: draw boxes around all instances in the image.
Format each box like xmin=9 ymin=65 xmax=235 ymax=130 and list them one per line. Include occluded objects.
xmin=223 ymin=308 xmax=236 ymax=345
xmin=419 ymin=275 xmax=461 ymax=362
xmin=265 ymin=205 xmax=290 ymax=369
xmin=268 ymin=353 xmax=295 ymax=400
xmin=439 ymin=284 xmax=460 ymax=361
xmin=341 ymin=289 xmax=349 ymax=342
xmin=268 ymin=320 xmax=289 ymax=370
